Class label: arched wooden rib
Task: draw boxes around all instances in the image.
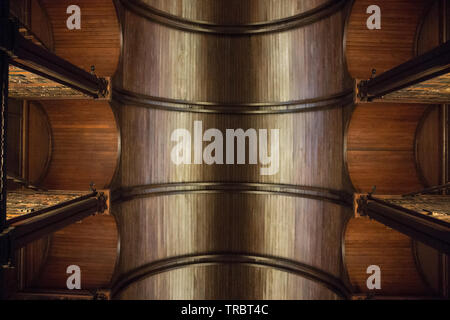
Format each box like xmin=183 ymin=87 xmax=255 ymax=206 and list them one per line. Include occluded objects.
xmin=111 ymin=253 xmax=352 ymax=299
xmin=340 ymin=212 xmax=354 ymax=291
xmin=117 ymin=182 xmax=353 ymax=207
xmin=113 ymin=88 xmax=354 ymax=114
xmin=119 ymin=0 xmax=347 ymax=35
xmin=342 ymin=103 xmax=357 ymax=193
xmin=25 ymin=101 xmax=53 ymax=186
xmin=414 ymin=106 xmax=436 ymax=188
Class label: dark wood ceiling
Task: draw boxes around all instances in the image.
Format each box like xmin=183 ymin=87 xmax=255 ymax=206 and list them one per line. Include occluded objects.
xmin=4 ymin=0 xmax=448 ymax=300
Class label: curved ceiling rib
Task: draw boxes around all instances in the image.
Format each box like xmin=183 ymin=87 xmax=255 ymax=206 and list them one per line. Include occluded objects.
xmin=112 ymin=87 xmax=354 ymax=114
xmin=120 ymin=0 xmax=347 ymax=35
xmin=111 ymin=253 xmax=351 ymax=299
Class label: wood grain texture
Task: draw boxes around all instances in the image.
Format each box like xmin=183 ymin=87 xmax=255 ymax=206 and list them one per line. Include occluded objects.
xmin=346 ymin=103 xmax=427 ymax=194
xmin=120 ymin=107 xmax=347 ymax=188
xmin=31 ymin=0 xmax=54 ymax=50
xmin=415 ymin=0 xmax=441 ymax=56
xmin=136 ymin=0 xmax=330 ymax=25
xmin=345 ymin=0 xmax=429 ymax=79
xmin=40 ymin=0 xmax=120 ymax=77
xmin=344 ymin=218 xmax=432 ymax=296
xmin=115 ymin=195 xmax=349 ymax=278
xmin=41 ymin=100 xmax=119 ymax=191
xmin=7 ymin=99 xmax=23 ymax=179
xmin=26 ymin=102 xmax=51 ymax=185
xmin=2 ymin=237 xmax=50 ymax=298
xmin=36 ymin=215 xmax=118 ymax=290
xmin=10 ymin=0 xmax=54 ymax=50
xmin=416 ymin=106 xmax=441 ymax=187
xmin=347 ymin=151 xmax=423 ymax=194
xmin=113 ymin=0 xmax=354 ymax=300
xmin=414 ymin=1 xmax=444 ymax=188
xmin=115 ymin=5 xmax=353 ymax=103
xmin=17 ymin=237 xmax=51 ymax=289
xmin=118 ymin=265 xmax=341 ymax=300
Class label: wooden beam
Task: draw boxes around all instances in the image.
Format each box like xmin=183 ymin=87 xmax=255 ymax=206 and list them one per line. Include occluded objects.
xmin=357 ymin=41 xmax=450 ymax=103
xmin=0 ymin=191 xmax=107 ymax=267
xmin=0 ymin=17 xmax=109 ymax=99
xmin=357 ymin=195 xmax=450 ymax=254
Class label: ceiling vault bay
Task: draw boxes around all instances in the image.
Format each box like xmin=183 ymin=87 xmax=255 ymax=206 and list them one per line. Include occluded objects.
xmin=111 ymin=0 xmax=355 ymax=300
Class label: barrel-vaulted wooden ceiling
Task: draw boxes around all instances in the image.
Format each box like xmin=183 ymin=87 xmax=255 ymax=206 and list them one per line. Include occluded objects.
xmin=8 ymin=0 xmax=448 ymax=299
xmin=112 ymin=0 xmax=355 ymax=300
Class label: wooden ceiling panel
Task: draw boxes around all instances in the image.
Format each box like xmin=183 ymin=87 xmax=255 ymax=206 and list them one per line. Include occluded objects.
xmin=129 ymin=0 xmax=330 ymax=25
xmin=344 ymin=218 xmax=432 ymax=296
xmin=117 ymin=264 xmax=341 ymax=300
xmin=40 ymin=0 xmax=121 ymax=77
xmin=112 ymin=0 xmax=354 ymax=300
xmin=118 ymin=3 xmax=351 ymax=104
xmin=36 ymin=214 xmax=118 ymax=290
xmin=345 ymin=0 xmax=429 ymax=79
xmin=41 ymin=100 xmax=119 ymax=191
xmin=346 ymin=103 xmax=428 ymax=194
xmin=10 ymin=0 xmax=54 ymax=50
xmin=416 ymin=106 xmax=441 ymax=187
xmin=415 ymin=0 xmax=441 ymax=55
